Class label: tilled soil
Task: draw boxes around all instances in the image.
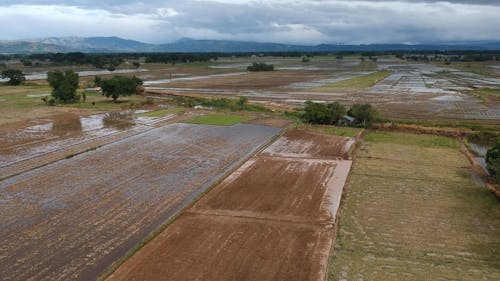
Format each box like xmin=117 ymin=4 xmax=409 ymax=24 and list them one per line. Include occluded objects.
xmin=107 ymin=130 xmax=353 ymax=281
xmin=0 ymin=123 xmax=280 ymax=281
xmin=262 ymin=129 xmax=352 ymax=159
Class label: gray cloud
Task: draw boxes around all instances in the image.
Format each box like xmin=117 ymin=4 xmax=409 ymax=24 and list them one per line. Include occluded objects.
xmin=1 ymin=1 xmax=500 ymax=44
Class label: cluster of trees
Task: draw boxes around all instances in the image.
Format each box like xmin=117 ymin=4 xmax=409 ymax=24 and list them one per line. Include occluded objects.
xmin=1 ymin=69 xmax=25 ymax=85
xmin=486 ymin=141 xmax=500 ymax=184
xmin=247 ymin=62 xmax=274 ymax=71
xmin=28 ymin=53 xmax=125 ymax=70
xmin=47 ymin=70 xmax=80 ymax=103
xmin=144 ymin=53 xmax=218 ymax=64
xmin=302 ymin=101 xmax=378 ymax=128
xmin=95 ymin=76 xmax=143 ymax=102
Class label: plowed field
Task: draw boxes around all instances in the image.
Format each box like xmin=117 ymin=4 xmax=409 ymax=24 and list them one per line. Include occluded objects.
xmin=107 ymin=129 xmax=354 ymax=281
xmin=0 ymin=123 xmax=280 ymax=281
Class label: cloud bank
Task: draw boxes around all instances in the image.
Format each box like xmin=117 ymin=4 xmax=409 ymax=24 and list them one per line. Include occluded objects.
xmin=1 ymin=1 xmax=500 ymax=44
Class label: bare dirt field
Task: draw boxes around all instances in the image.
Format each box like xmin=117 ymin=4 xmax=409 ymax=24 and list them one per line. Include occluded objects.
xmin=107 ymin=129 xmax=353 ymax=281
xmin=0 ymin=123 xmax=280 ymax=281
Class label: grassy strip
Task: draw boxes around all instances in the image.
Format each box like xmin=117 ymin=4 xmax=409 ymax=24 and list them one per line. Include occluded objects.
xmin=306 ymin=125 xmax=361 ymax=137
xmin=313 ymin=70 xmax=392 ymax=91
xmin=136 ymin=108 xmax=184 ymax=118
xmin=364 ymin=131 xmax=459 ymax=149
xmin=187 ymin=114 xmax=250 ymax=126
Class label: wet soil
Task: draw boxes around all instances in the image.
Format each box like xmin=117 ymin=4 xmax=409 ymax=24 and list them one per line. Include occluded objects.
xmin=0 ymin=123 xmax=280 ymax=281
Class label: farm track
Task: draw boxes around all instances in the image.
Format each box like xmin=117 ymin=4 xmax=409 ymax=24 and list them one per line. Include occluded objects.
xmin=106 ymin=129 xmax=354 ymax=281
xmin=0 ymin=122 xmax=281 ymax=281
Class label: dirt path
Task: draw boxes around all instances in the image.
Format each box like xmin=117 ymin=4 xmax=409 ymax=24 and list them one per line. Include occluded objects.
xmin=106 ymin=130 xmax=354 ymax=281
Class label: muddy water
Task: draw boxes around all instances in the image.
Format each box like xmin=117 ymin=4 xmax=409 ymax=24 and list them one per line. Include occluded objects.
xmin=0 ymin=110 xmax=156 ymax=166
xmin=143 ymin=72 xmax=248 ymax=86
xmin=468 ymin=141 xmax=491 ymax=173
xmin=0 ymin=69 xmax=148 ymax=82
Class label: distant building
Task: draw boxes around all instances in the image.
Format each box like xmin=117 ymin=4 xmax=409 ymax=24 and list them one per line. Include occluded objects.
xmin=84 ymin=87 xmax=102 ymax=93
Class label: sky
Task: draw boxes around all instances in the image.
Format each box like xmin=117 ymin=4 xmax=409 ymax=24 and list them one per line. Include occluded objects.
xmin=1 ymin=0 xmax=500 ymax=45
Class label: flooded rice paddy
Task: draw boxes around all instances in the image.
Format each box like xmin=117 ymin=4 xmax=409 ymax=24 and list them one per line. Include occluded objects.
xmin=0 ymin=122 xmax=281 ymax=281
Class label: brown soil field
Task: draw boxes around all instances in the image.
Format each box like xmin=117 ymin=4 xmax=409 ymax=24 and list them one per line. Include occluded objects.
xmin=161 ymin=70 xmax=330 ymax=90
xmin=262 ymin=129 xmax=353 ymax=159
xmin=0 ymin=123 xmax=280 ymax=281
xmin=107 ymin=129 xmax=353 ymax=281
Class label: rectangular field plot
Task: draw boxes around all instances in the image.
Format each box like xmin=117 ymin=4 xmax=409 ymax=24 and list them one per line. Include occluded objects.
xmin=107 ymin=213 xmax=332 ymax=281
xmin=0 ymin=123 xmax=280 ymax=281
xmin=107 ymin=128 xmax=353 ymax=281
xmin=193 ymin=157 xmax=338 ymax=221
xmin=261 ymin=129 xmax=353 ymax=159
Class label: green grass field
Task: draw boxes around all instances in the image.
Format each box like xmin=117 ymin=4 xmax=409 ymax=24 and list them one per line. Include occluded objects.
xmin=187 ymin=114 xmax=250 ymax=126
xmin=307 ymin=125 xmax=361 ymax=137
xmin=313 ymin=70 xmax=392 ymax=92
xmin=329 ymin=131 xmax=500 ymax=280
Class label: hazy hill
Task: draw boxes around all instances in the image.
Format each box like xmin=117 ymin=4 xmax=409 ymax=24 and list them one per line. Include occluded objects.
xmin=1 ymin=36 xmax=500 ymax=54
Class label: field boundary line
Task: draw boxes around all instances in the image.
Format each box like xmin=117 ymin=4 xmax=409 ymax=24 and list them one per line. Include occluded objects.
xmin=97 ymin=125 xmax=286 ymax=281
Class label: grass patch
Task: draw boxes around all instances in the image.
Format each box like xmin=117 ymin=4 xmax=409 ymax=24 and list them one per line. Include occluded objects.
xmin=187 ymin=114 xmax=249 ymax=126
xmin=136 ymin=108 xmax=184 ymax=117
xmin=364 ymin=131 xmax=459 ymax=149
xmin=313 ymin=70 xmax=391 ymax=91
xmin=329 ymin=131 xmax=500 ymax=280
xmin=307 ymin=125 xmax=361 ymax=137
xmin=466 ymin=88 xmax=500 ymax=103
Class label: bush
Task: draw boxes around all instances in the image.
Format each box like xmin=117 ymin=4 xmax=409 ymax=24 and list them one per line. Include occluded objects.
xmin=486 ymin=141 xmax=500 ymax=183
xmin=47 ymin=70 xmax=79 ymax=103
xmin=1 ymin=69 xmax=25 ymax=85
xmin=348 ymin=103 xmax=378 ymax=128
xmin=247 ymin=62 xmax=274 ymax=71
xmin=302 ymin=101 xmax=346 ymax=125
xmin=96 ymin=76 xmax=143 ymax=102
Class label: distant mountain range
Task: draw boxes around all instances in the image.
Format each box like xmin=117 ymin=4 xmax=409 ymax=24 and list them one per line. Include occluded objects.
xmin=1 ymin=36 xmax=500 ymax=54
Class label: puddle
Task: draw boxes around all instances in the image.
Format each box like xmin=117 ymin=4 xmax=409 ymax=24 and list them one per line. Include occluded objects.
xmin=468 ymin=141 xmax=491 ymax=173
xmin=431 ymin=95 xmax=463 ymax=101
xmin=26 ymin=94 xmax=51 ymax=98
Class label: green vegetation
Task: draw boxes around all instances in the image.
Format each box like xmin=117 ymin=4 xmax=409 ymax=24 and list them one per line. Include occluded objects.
xmin=136 ymin=108 xmax=184 ymax=118
xmin=364 ymin=131 xmax=459 ymax=149
xmin=329 ymin=131 xmax=500 ymax=280
xmin=348 ymin=103 xmax=379 ymax=128
xmin=47 ymin=70 xmax=80 ymax=103
xmin=96 ymin=76 xmax=143 ymax=102
xmin=247 ymin=62 xmax=274 ymax=71
xmin=187 ymin=114 xmax=250 ymax=126
xmin=307 ymin=125 xmax=361 ymax=137
xmin=486 ymin=141 xmax=500 ymax=183
xmin=1 ymin=69 xmax=25 ymax=85
xmin=314 ymin=70 xmax=391 ymax=91
xmin=302 ymin=101 xmax=346 ymax=125
xmin=173 ymin=96 xmax=269 ymax=112
xmin=466 ymin=88 xmax=500 ymax=103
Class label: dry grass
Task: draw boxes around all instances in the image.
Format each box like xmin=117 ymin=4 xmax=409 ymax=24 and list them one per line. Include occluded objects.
xmin=329 ymin=131 xmax=500 ymax=281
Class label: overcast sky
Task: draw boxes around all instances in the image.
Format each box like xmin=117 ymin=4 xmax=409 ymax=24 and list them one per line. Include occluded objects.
xmin=1 ymin=0 xmax=500 ymax=44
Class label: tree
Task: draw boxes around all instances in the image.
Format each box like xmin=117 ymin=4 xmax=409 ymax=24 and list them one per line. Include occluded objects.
xmin=303 ymin=101 xmax=347 ymax=125
xmin=247 ymin=62 xmax=274 ymax=71
xmin=97 ymin=76 xmax=143 ymax=102
xmin=486 ymin=140 xmax=500 ymax=183
xmin=348 ymin=103 xmax=378 ymax=127
xmin=47 ymin=70 xmax=80 ymax=103
xmin=236 ymin=96 xmax=248 ymax=110
xmin=133 ymin=62 xmax=141 ymax=69
xmin=1 ymin=69 xmax=25 ymax=85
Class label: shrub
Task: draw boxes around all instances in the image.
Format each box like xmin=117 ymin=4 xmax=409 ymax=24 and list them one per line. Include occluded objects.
xmin=47 ymin=70 xmax=79 ymax=103
xmin=486 ymin=141 xmax=500 ymax=183
xmin=247 ymin=62 xmax=274 ymax=71
xmin=348 ymin=103 xmax=378 ymax=128
xmin=302 ymin=101 xmax=346 ymax=125
xmin=1 ymin=69 xmax=25 ymax=85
